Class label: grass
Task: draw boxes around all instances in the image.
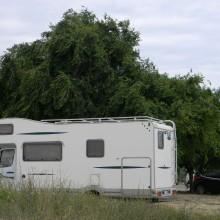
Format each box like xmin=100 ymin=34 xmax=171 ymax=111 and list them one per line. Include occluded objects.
xmin=0 ymin=185 xmax=219 ymax=220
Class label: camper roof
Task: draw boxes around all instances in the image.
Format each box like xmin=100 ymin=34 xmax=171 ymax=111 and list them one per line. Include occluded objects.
xmin=0 ymin=116 xmax=175 ymax=130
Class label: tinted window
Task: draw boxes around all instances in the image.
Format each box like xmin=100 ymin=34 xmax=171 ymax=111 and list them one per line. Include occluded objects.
xmin=206 ymin=171 xmax=220 ymax=178
xmin=167 ymin=131 xmax=172 ymax=140
xmin=23 ymin=142 xmax=62 ymax=161
xmin=0 ymin=124 xmax=13 ymax=135
xmin=87 ymin=139 xmax=104 ymax=157
xmin=0 ymin=149 xmax=15 ymax=167
xmin=158 ymin=131 xmax=164 ymax=149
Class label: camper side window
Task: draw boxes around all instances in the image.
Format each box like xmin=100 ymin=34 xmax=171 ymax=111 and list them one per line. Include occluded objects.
xmin=86 ymin=139 xmax=104 ymax=158
xmin=23 ymin=142 xmax=62 ymax=161
xmin=0 ymin=124 xmax=13 ymax=135
xmin=158 ymin=131 xmax=164 ymax=149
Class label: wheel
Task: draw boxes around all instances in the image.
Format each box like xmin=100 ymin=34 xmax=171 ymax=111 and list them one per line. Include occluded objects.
xmin=196 ymin=185 xmax=205 ymax=194
xmin=86 ymin=190 xmax=100 ymax=196
xmin=151 ymin=198 xmax=159 ymax=203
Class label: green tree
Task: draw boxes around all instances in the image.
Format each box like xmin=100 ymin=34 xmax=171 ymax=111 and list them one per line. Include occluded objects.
xmin=0 ymin=9 xmax=220 ymax=185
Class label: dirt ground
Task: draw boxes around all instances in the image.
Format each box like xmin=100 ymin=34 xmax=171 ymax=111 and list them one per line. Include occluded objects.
xmin=161 ymin=193 xmax=220 ymax=216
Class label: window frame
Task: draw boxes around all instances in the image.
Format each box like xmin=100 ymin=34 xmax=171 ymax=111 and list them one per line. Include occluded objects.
xmin=0 ymin=124 xmax=13 ymax=135
xmin=86 ymin=139 xmax=105 ymax=158
xmin=23 ymin=141 xmax=62 ymax=162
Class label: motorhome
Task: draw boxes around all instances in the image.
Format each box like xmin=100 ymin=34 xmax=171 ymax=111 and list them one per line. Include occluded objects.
xmin=0 ymin=116 xmax=177 ymax=199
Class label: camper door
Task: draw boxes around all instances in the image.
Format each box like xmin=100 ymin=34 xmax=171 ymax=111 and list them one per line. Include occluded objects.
xmin=154 ymin=129 xmax=175 ymax=189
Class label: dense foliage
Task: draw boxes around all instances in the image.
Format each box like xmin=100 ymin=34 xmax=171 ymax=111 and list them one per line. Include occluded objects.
xmin=0 ymin=9 xmax=220 ymax=176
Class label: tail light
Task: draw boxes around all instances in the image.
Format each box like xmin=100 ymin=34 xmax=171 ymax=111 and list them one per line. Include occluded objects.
xmin=193 ymin=175 xmax=201 ymax=181
xmin=157 ymin=191 xmax=162 ymax=197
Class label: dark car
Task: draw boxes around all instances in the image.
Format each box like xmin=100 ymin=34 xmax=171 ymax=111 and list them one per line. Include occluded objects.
xmin=193 ymin=170 xmax=220 ymax=194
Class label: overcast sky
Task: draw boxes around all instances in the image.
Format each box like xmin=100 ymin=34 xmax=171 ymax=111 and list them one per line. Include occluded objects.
xmin=0 ymin=0 xmax=220 ymax=88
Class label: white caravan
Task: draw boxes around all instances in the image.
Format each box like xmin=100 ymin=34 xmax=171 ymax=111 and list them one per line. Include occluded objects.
xmin=0 ymin=116 xmax=177 ymax=199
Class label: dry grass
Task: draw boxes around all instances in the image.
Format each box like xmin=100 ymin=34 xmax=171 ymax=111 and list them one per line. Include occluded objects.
xmin=161 ymin=193 xmax=220 ymax=216
xmin=0 ymin=185 xmax=219 ymax=220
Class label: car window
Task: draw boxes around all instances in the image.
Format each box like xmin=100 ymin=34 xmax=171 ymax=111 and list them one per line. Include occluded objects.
xmin=206 ymin=171 xmax=220 ymax=178
xmin=0 ymin=149 xmax=15 ymax=167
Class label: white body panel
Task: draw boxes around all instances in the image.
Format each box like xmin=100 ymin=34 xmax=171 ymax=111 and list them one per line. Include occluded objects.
xmin=0 ymin=117 xmax=177 ymax=198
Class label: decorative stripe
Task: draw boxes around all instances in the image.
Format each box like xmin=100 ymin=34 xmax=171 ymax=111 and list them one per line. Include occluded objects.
xmin=158 ymin=166 xmax=170 ymax=169
xmin=95 ymin=166 xmax=147 ymax=169
xmin=6 ymin=171 xmax=15 ymax=174
xmin=18 ymin=132 xmax=67 ymax=135
xmin=0 ymin=173 xmax=14 ymax=179
xmin=28 ymin=173 xmax=54 ymax=176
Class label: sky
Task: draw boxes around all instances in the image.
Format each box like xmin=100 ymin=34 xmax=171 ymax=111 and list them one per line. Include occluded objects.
xmin=0 ymin=0 xmax=220 ymax=88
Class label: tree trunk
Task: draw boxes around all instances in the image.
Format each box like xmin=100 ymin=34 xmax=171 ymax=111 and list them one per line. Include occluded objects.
xmin=188 ymin=170 xmax=194 ymax=192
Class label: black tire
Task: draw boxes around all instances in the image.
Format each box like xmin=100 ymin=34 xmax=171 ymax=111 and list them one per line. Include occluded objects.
xmin=196 ymin=185 xmax=205 ymax=194
xmin=151 ymin=198 xmax=159 ymax=203
xmin=86 ymin=190 xmax=100 ymax=196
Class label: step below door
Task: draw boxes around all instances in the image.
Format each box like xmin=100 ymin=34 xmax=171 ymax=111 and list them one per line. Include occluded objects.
xmin=121 ymin=157 xmax=151 ymax=197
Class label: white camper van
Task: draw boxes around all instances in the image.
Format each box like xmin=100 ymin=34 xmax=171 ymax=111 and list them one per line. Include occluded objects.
xmin=0 ymin=116 xmax=177 ymax=199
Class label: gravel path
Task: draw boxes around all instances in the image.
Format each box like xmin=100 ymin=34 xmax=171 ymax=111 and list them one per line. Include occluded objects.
xmin=161 ymin=193 xmax=220 ymax=216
